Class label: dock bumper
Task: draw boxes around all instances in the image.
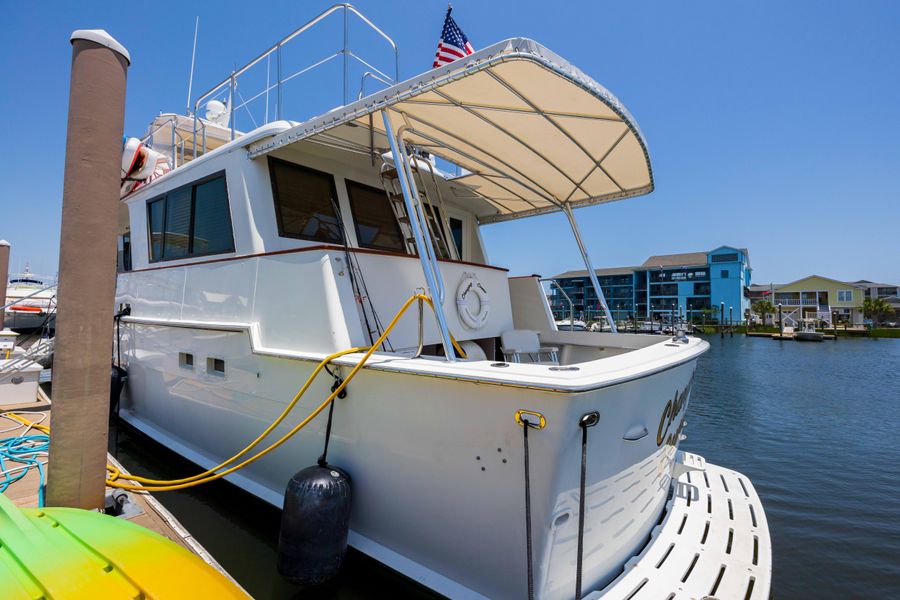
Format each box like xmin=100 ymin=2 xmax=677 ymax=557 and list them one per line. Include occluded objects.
xmin=590 ymin=451 xmax=772 ymax=600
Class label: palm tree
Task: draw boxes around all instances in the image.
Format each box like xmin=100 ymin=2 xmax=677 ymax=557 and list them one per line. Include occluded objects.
xmin=863 ymin=297 xmax=893 ymax=326
xmin=752 ymin=300 xmax=774 ymax=327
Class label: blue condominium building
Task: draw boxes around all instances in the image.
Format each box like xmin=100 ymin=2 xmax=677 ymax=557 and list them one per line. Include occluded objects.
xmin=550 ymin=246 xmax=752 ymax=323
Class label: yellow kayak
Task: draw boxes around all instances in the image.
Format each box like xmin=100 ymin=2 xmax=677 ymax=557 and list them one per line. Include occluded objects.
xmin=0 ymin=493 xmax=246 ymax=599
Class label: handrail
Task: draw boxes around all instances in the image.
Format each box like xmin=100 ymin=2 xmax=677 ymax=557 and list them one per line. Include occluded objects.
xmin=542 ymin=279 xmax=575 ymax=330
xmin=397 ymin=127 xmax=447 ymax=306
xmin=191 ymin=3 xmax=399 ymax=156
xmin=562 ymin=203 xmax=617 ymax=333
xmin=358 ymin=71 xmax=394 ymax=100
xmin=140 ymin=115 xmax=206 ymax=169
xmin=1 ymin=285 xmax=56 ymax=312
xmin=382 ymin=113 xmax=456 ymax=361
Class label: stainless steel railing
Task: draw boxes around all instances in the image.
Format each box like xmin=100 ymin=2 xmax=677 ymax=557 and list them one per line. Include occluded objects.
xmin=191 ymin=3 xmax=399 ymax=158
xmin=382 ymin=113 xmax=456 ymax=361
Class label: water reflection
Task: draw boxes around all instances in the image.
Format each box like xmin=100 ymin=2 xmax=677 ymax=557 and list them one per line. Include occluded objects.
xmin=110 ymin=336 xmax=900 ymax=599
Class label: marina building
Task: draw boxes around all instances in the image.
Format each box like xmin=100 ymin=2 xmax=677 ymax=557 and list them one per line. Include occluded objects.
xmin=550 ymin=246 xmax=751 ymax=322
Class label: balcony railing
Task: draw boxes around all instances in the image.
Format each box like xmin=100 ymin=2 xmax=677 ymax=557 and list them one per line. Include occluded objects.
xmin=775 ymin=298 xmax=823 ymax=306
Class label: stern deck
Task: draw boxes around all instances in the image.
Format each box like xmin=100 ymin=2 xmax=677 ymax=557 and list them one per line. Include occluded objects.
xmin=592 ymin=451 xmax=771 ymax=600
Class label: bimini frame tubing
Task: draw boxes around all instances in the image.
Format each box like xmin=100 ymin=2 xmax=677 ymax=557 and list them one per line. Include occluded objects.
xmin=563 ymin=203 xmax=617 ymax=333
xmin=381 ymin=110 xmax=457 ymax=361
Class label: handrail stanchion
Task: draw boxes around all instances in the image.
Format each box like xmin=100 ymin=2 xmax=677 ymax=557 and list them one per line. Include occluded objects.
xmin=192 ymin=111 xmax=199 ymax=159
xmin=562 ymin=203 xmax=617 ymax=333
xmin=397 ymin=131 xmax=446 ymax=305
xmin=343 ymin=5 xmax=350 ymax=105
xmin=382 ymin=111 xmax=456 ymax=361
xmin=276 ymin=43 xmax=283 ymax=120
xmin=229 ymin=73 xmax=236 ymax=141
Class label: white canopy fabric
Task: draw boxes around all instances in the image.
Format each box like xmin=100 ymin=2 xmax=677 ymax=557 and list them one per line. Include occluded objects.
xmin=248 ymin=38 xmax=653 ymax=224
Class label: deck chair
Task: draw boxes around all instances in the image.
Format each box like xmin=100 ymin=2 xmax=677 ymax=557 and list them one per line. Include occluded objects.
xmin=500 ymin=330 xmax=559 ymax=364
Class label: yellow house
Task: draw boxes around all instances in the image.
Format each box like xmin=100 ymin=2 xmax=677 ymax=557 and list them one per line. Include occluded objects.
xmin=773 ymin=275 xmax=864 ymax=325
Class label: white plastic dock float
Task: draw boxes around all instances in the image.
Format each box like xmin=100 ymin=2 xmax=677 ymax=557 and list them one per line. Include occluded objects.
xmin=592 ymin=452 xmax=771 ymax=600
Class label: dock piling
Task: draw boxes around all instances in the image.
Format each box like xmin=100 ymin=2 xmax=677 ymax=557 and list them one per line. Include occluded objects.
xmin=46 ymin=30 xmax=130 ymax=510
xmin=778 ymin=304 xmax=783 ymax=336
xmin=720 ymin=302 xmax=725 ymax=339
xmin=0 ymin=240 xmax=8 ymax=330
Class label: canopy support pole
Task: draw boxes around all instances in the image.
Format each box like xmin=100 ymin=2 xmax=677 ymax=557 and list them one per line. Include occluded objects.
xmin=563 ymin=203 xmax=617 ymax=333
xmin=381 ymin=110 xmax=457 ymax=361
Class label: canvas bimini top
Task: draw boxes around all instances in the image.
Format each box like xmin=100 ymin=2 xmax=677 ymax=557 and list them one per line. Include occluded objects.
xmin=248 ymin=38 xmax=654 ymax=224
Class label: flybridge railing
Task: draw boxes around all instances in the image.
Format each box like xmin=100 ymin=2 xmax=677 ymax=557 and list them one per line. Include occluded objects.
xmin=190 ymin=3 xmax=399 ymax=158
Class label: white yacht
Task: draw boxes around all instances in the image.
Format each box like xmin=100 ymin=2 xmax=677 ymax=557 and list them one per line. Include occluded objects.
xmin=4 ymin=266 xmax=56 ymax=331
xmin=114 ymin=6 xmax=771 ymax=599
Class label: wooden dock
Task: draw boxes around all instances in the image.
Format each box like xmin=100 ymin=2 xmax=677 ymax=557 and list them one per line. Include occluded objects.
xmin=746 ymin=332 xmax=836 ymax=340
xmin=1 ymin=387 xmax=244 ymax=592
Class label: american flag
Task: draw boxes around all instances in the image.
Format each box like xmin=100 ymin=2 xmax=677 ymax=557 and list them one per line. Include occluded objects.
xmin=433 ymin=7 xmax=474 ymax=68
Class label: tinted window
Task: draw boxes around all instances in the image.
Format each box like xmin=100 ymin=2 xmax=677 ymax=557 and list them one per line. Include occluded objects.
xmin=192 ymin=177 xmax=234 ymax=255
xmin=721 ymin=270 xmax=729 ymax=279
xmin=162 ymin=186 xmax=192 ymax=260
xmin=346 ymin=180 xmax=405 ymax=252
xmin=269 ymin=158 xmax=343 ymax=243
xmin=148 ymin=199 xmax=165 ymax=260
xmin=146 ymin=172 xmax=234 ymax=262
xmin=711 ymin=253 xmax=739 ymax=263
xmin=449 ymin=217 xmax=463 ymax=258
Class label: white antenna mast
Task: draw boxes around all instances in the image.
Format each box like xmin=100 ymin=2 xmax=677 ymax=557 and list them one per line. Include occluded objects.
xmin=186 ymin=16 xmax=200 ymax=115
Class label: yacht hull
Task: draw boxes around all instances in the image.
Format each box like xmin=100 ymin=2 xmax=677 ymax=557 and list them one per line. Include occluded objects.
xmin=119 ymin=323 xmax=697 ymax=599
xmin=1 ymin=309 xmax=55 ymax=332
xmin=793 ymin=331 xmax=824 ymax=342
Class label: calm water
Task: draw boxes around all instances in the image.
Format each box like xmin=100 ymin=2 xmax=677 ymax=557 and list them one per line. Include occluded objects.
xmin=110 ymin=336 xmax=900 ymax=599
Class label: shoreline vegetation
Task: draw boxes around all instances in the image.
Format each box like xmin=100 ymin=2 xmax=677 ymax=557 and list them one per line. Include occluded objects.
xmin=690 ymin=325 xmax=900 ymax=338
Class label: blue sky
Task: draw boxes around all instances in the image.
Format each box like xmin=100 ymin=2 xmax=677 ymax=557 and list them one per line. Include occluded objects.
xmin=2 ymin=1 xmax=898 ymax=284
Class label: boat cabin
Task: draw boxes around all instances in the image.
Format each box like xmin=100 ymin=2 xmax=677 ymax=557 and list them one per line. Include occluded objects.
xmin=117 ymin=35 xmax=665 ymax=380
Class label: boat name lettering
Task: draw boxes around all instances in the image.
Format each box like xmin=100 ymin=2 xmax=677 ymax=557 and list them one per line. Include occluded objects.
xmin=656 ymin=378 xmax=693 ymax=447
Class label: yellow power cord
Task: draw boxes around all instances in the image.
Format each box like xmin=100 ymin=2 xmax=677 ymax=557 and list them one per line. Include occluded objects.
xmin=101 ymin=292 xmax=466 ymax=492
xmin=4 ymin=412 xmax=50 ymax=434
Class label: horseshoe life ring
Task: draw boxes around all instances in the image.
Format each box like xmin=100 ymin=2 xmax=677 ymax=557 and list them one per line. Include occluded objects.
xmin=456 ymin=274 xmax=490 ymax=330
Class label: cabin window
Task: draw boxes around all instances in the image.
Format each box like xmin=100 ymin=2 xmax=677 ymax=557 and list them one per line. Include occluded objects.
xmin=162 ymin=187 xmax=192 ymax=260
xmin=148 ymin=199 xmax=166 ymax=259
xmin=268 ymin=158 xmax=344 ymax=244
xmin=345 ymin=180 xmax=405 ymax=252
xmin=449 ymin=217 xmax=463 ymax=258
xmin=192 ymin=177 xmax=234 ymax=256
xmin=146 ymin=172 xmax=234 ymax=262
